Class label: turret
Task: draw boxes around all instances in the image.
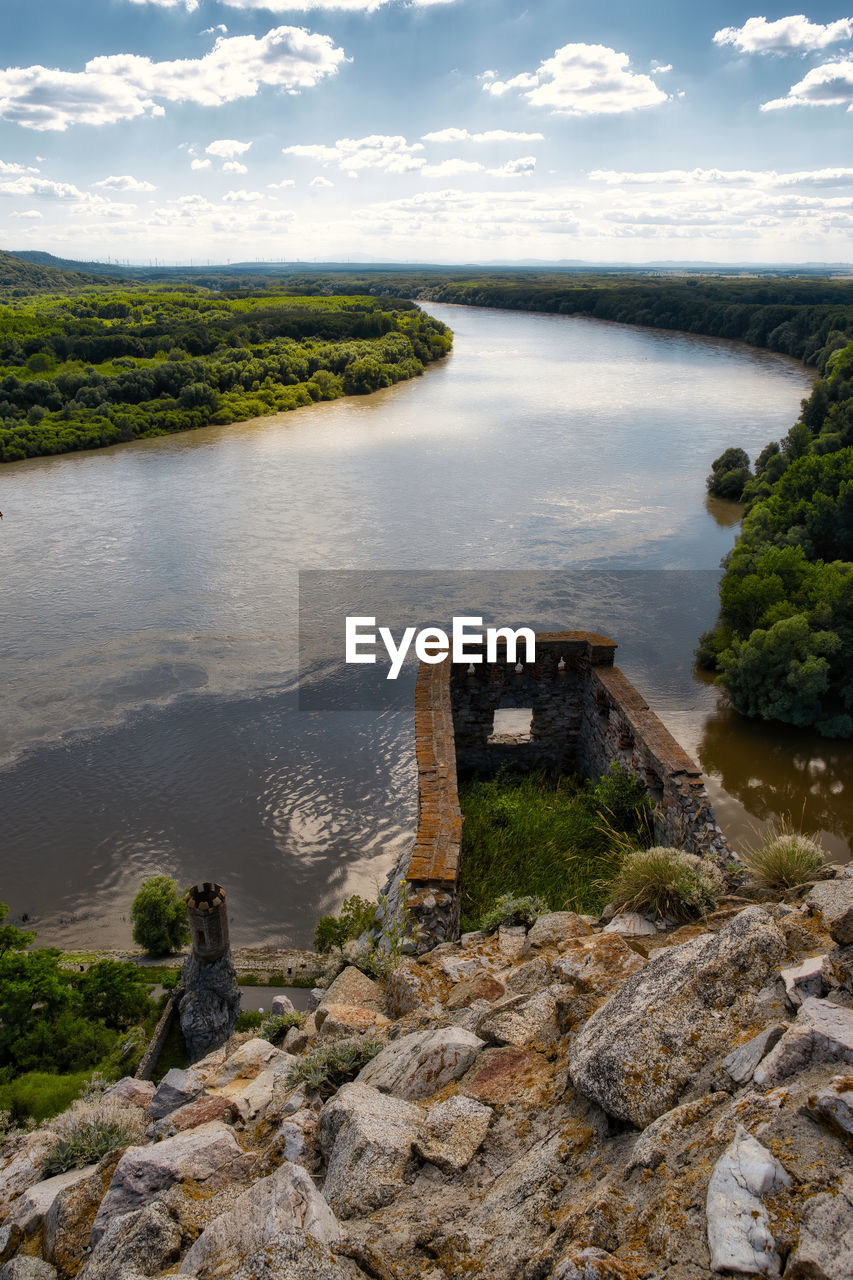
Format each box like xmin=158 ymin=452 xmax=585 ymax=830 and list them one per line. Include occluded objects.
xmin=184 ymin=882 xmax=230 ymax=964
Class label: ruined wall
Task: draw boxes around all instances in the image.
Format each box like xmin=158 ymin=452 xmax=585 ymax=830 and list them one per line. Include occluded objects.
xmin=404 ymin=630 xmax=732 ymax=951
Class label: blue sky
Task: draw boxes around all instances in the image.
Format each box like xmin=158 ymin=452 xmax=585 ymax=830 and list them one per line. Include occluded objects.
xmin=1 ymin=2 xmax=853 ymax=263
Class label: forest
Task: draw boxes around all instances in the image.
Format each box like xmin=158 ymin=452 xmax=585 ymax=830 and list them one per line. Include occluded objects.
xmin=701 ymin=340 xmax=853 ymax=738
xmin=0 ymin=287 xmax=452 ymax=463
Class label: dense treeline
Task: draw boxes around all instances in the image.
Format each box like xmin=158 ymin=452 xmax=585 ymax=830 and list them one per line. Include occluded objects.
xmin=700 ymin=341 xmax=853 ymax=738
xmin=0 ymin=290 xmax=452 ymax=462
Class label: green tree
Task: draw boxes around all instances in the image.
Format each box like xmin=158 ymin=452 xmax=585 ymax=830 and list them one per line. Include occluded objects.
xmin=0 ymin=902 xmax=35 ymax=957
xmin=77 ymin=960 xmax=151 ymax=1030
xmin=130 ymin=876 xmax=189 ymax=955
xmin=707 ymin=447 xmax=751 ymax=500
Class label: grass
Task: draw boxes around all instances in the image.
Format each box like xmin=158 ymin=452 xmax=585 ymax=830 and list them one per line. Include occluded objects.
xmin=606 ymin=846 xmax=720 ymax=922
xmin=41 ymin=1092 xmax=146 ymax=1175
xmin=740 ymin=819 xmax=829 ymax=890
xmin=285 ymin=1039 xmax=382 ymax=1100
xmin=0 ymin=1070 xmax=95 ymax=1126
xmin=458 ymin=765 xmax=653 ymax=932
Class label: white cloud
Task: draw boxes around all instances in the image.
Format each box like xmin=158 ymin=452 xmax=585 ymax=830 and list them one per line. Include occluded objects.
xmin=201 ymin=25 xmax=229 ymax=34
xmin=421 ymin=157 xmax=483 ymax=176
xmin=589 ymin=165 xmax=853 ymax=188
xmin=284 ymin=134 xmax=425 ymax=173
xmin=310 ymin=175 xmax=334 ymax=186
xmin=267 ymin=178 xmax=295 ymax=187
xmin=761 ymin=57 xmax=853 ymax=109
xmin=210 ymin=0 xmax=460 ymax=9
xmin=483 ymin=43 xmax=669 ymax=116
xmin=714 ymin=15 xmax=853 ymax=55
xmin=0 ymin=176 xmax=85 ymax=199
xmin=205 ymin=138 xmax=253 ymax=158
xmin=0 ymin=159 xmax=39 ymax=175
xmin=421 ymin=126 xmax=544 ymax=143
xmin=191 ymin=157 xmax=212 ymax=169
xmin=93 ymin=174 xmax=156 ymax=191
xmin=0 ymin=27 xmax=346 ymax=131
xmin=127 ymin=0 xmax=199 ymax=9
xmin=10 ymin=209 xmax=42 ymax=218
xmin=223 ymin=160 xmax=248 ymax=173
xmin=489 ymin=155 xmax=536 ymax=177
xmin=222 ymin=188 xmax=265 ymax=201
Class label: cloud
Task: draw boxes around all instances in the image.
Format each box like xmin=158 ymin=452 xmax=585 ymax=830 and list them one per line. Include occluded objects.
xmin=310 ymin=175 xmax=334 ymax=186
xmin=714 ymin=15 xmax=853 ymax=55
xmin=0 ymin=159 xmax=39 ymax=175
xmin=761 ymin=56 xmax=853 ymax=109
xmin=0 ymin=27 xmax=346 ymax=131
xmin=209 ymin=0 xmax=459 ymax=9
xmin=267 ymin=178 xmax=295 ymax=187
xmin=93 ymin=174 xmax=156 ymax=191
xmin=222 ymin=188 xmax=264 ymax=201
xmin=10 ymin=209 xmax=42 ymax=218
xmin=191 ymin=157 xmax=212 ymax=169
xmin=284 ymin=134 xmax=426 ymax=174
xmin=205 ymin=138 xmax=253 ymax=158
xmin=421 ymin=126 xmax=544 ymax=143
xmin=421 ymin=157 xmax=483 ymax=176
xmin=201 ymin=25 xmax=229 ymax=34
xmin=489 ymin=155 xmax=536 ymax=177
xmin=589 ymin=166 xmax=853 ymax=188
xmin=223 ymin=160 xmax=248 ymax=173
xmin=127 ymin=0 xmax=200 ymax=9
xmin=483 ymin=43 xmax=669 ymax=115
xmin=0 ymin=176 xmax=85 ymax=199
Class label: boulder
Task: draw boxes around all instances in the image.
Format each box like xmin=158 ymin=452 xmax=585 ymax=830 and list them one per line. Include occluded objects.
xmin=271 ymin=994 xmax=296 ymax=1016
xmin=228 ymin=1231 xmax=364 ymax=1280
xmin=805 ymin=1075 xmax=853 ymax=1140
xmin=179 ymin=1162 xmax=339 ymax=1277
xmin=147 ymin=1067 xmax=204 ymax=1120
xmin=208 ymin=1038 xmax=287 ymax=1088
xmin=315 ymin=1004 xmax=389 ymax=1041
xmin=0 ymin=1262 xmax=57 ymax=1280
xmin=706 ymin=1126 xmax=791 ymax=1276
xmin=7 ymin=1164 xmax=98 ymax=1239
xmin=601 ymin=913 xmax=657 ymax=938
xmin=549 ymin=1248 xmax=639 ymax=1280
xmin=784 ymin=1173 xmax=853 ymax=1280
xmin=317 ymin=1082 xmax=421 ymax=1218
xmin=385 ymin=962 xmax=450 ymax=1018
xmin=627 ymin=1094 xmax=728 ymax=1175
xmin=314 ymin=968 xmax=385 ymax=1028
xmin=78 ymin=1201 xmax=182 ymax=1280
xmin=104 ymin=1078 xmax=156 ymax=1109
xmin=44 ymin=1150 xmax=123 ymax=1276
xmin=356 ymin=1028 xmax=484 ymax=1101
xmin=570 ymin=907 xmax=786 ymax=1127
xmin=527 ymin=912 xmax=592 ymax=949
xmin=552 ymin=934 xmax=646 ymax=1003
xmin=153 ymin=1094 xmax=238 ymax=1136
xmin=414 ymin=1095 xmax=492 ymax=1173
xmin=476 ymin=986 xmax=564 ymax=1049
xmin=446 ymin=973 xmax=506 ymax=1011
xmin=754 ymin=997 xmax=853 ymax=1087
xmin=781 ymin=956 xmax=826 ymax=1007
xmin=91 ymin=1121 xmax=244 ymax=1241
xmin=721 ymin=1025 xmax=788 ymax=1086
xmin=0 ymin=1131 xmax=57 ymax=1222
xmin=806 ymin=880 xmax=853 ymax=946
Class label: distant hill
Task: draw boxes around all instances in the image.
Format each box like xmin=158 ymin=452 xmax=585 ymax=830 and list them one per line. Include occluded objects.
xmin=0 ymin=249 xmax=121 ymax=293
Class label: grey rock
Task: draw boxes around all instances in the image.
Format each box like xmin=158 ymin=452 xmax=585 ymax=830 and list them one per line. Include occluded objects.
xmin=804 ymin=1077 xmax=853 ymax=1140
xmin=549 ymin=1247 xmax=638 ymax=1280
xmin=271 ymin=994 xmax=296 ymax=1016
xmin=476 ymin=986 xmax=563 ymax=1048
xmin=147 ymin=1067 xmax=203 ymax=1120
xmin=627 ymin=1094 xmax=728 ymax=1174
xmin=92 ymin=1121 xmax=244 ymax=1241
xmin=754 ymin=997 xmax=853 ymax=1087
xmin=784 ymin=1173 xmax=853 ymax=1280
xmin=781 ymin=956 xmax=826 ymax=1006
xmin=314 ymin=967 xmax=385 ymax=1028
xmin=78 ymin=1201 xmax=182 ymax=1280
xmin=0 ymin=1262 xmax=57 ymax=1280
xmin=601 ymin=912 xmax=657 ymax=938
xmin=104 ymin=1078 xmax=156 ymax=1109
xmin=527 ymin=912 xmax=592 ymax=949
xmin=357 ymin=1027 xmax=484 ymax=1101
xmin=180 ymin=951 xmax=241 ymax=1062
xmin=706 ymin=1125 xmax=791 ymax=1275
xmin=229 ymin=1231 xmax=363 ymax=1280
xmin=570 ymin=907 xmax=786 ymax=1127
xmin=721 ymin=1024 xmax=788 ymax=1086
xmin=7 ymin=1164 xmax=98 ymax=1237
xmin=307 ymin=988 xmax=325 ymax=1011
xmin=317 ymin=1082 xmax=421 ymax=1219
xmin=414 ymin=1095 xmax=492 ymax=1173
xmin=806 ymin=880 xmax=853 ymax=945
xmin=0 ymin=1131 xmax=56 ymax=1221
xmin=180 ymin=1162 xmax=339 ymax=1277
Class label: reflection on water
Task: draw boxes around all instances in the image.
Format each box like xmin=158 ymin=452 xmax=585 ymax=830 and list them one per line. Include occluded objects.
xmin=0 ymin=302 xmax=835 ymax=948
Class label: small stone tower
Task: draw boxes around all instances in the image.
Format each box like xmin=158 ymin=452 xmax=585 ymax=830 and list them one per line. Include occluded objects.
xmin=179 ymin=880 xmax=240 ymax=1061
xmin=185 ymin=882 xmax=230 ymax=962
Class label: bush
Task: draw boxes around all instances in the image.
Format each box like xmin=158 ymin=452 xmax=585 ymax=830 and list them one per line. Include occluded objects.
xmin=77 ymin=960 xmax=151 ymax=1030
xmin=285 ymin=1038 xmax=382 ymax=1100
xmin=606 ymin=846 xmax=720 ymax=922
xmin=479 ymin=894 xmax=547 ymax=933
xmin=41 ymin=1093 xmax=146 ymax=1175
xmin=313 ymin=895 xmax=377 ymax=954
xmin=259 ymin=1011 xmax=303 ymax=1044
xmin=740 ymin=823 xmax=829 ymax=890
xmin=130 ymin=876 xmax=189 ymax=956
xmin=0 ymin=1070 xmax=94 ymax=1126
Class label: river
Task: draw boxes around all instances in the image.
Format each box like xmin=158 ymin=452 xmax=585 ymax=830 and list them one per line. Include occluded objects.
xmin=1 ymin=301 xmax=848 ymax=950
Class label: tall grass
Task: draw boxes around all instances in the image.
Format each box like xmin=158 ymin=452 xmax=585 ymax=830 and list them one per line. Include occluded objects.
xmin=458 ymin=766 xmax=653 ymax=932
xmin=740 ymin=819 xmax=829 ymax=890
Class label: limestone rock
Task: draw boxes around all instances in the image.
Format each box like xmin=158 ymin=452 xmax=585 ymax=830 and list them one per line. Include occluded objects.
xmin=147 ymin=1067 xmax=203 ymax=1120
xmin=601 ymin=913 xmax=657 ymax=938
xmin=552 ymin=934 xmax=646 ymax=1002
xmin=754 ymin=997 xmax=853 ymax=1087
xmin=104 ymin=1078 xmax=156 ymax=1109
xmin=91 ymin=1121 xmax=244 ymax=1241
xmin=806 ymin=880 xmax=853 ymax=946
xmin=805 ymin=1074 xmax=853 ymax=1140
xmin=627 ymin=1094 xmax=728 ymax=1174
xmin=356 ymin=1028 xmax=484 ymax=1101
xmin=385 ymin=961 xmax=450 ymax=1018
xmin=446 ymin=973 xmax=506 ymax=1010
xmin=476 ymin=986 xmax=564 ymax=1049
xmin=414 ymin=1095 xmax=492 ymax=1173
xmin=721 ymin=1025 xmax=788 ymax=1086
xmin=570 ymin=907 xmax=786 ymax=1127
xmin=271 ymin=994 xmax=295 ymax=1016
xmin=0 ymin=1131 xmax=57 ymax=1222
xmin=228 ymin=1231 xmax=365 ymax=1280
xmin=315 ymin=1004 xmax=389 ymax=1041
xmin=527 ymin=912 xmax=592 ymax=949
xmin=0 ymin=1262 xmax=57 ymax=1280
xmin=179 ymin=1162 xmax=339 ymax=1277
xmin=43 ymin=1151 xmax=122 ymax=1277
xmin=706 ymin=1126 xmax=791 ymax=1275
xmin=781 ymin=956 xmax=826 ymax=1007
xmin=153 ymin=1094 xmax=238 ymax=1136
xmin=180 ymin=951 xmax=241 ymax=1062
xmin=784 ymin=1173 xmax=853 ymax=1280
xmin=317 ymin=1082 xmax=421 ymax=1219
xmin=315 ymin=968 xmax=385 ymax=1028
xmin=208 ymin=1038 xmax=288 ymax=1088
xmin=7 ymin=1164 xmax=98 ymax=1238
xmin=549 ymin=1247 xmax=639 ymax=1280
xmin=78 ymin=1201 xmax=183 ymax=1280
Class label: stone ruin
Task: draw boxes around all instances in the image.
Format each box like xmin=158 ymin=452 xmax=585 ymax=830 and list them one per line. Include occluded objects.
xmin=179 ymin=881 xmax=241 ymax=1061
xmin=402 ymin=629 xmax=734 ymax=951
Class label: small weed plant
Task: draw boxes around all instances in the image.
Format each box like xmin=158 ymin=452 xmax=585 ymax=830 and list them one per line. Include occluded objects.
xmin=285 ymin=1038 xmax=382 ymax=1100
xmin=740 ymin=820 xmax=829 ymax=890
xmin=479 ymin=894 xmax=548 ymax=933
xmin=260 ymin=1011 xmax=304 ymax=1044
xmin=606 ymin=846 xmax=720 ymax=922
xmin=41 ymin=1092 xmax=146 ymax=1175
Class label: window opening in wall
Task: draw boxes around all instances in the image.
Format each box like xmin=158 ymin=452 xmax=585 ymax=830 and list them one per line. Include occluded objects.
xmin=488 ymin=707 xmax=533 ymax=744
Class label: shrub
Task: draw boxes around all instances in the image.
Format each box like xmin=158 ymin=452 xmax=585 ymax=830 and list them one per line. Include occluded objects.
xmin=234 ymin=1010 xmax=264 ymax=1032
xmin=313 ymin=895 xmax=377 ymax=954
xmin=40 ymin=1093 xmax=146 ymax=1175
xmin=130 ymin=876 xmax=189 ymax=956
xmin=285 ymin=1038 xmax=382 ymax=1100
xmin=479 ymin=893 xmax=548 ymax=934
xmin=606 ymin=846 xmax=720 ymax=922
xmin=259 ymin=1011 xmax=303 ymax=1044
xmin=740 ymin=823 xmax=829 ymax=890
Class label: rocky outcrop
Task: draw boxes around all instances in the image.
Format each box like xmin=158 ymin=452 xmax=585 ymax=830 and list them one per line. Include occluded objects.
xmin=706 ymin=1126 xmax=791 ymax=1275
xmin=179 ymin=953 xmax=241 ymax=1063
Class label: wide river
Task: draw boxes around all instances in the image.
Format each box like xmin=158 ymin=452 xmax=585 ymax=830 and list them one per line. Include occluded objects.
xmin=1 ymin=302 xmax=850 ymax=950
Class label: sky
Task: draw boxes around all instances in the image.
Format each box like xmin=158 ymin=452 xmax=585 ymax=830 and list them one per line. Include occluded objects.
xmin=1 ymin=2 xmax=853 ymax=264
